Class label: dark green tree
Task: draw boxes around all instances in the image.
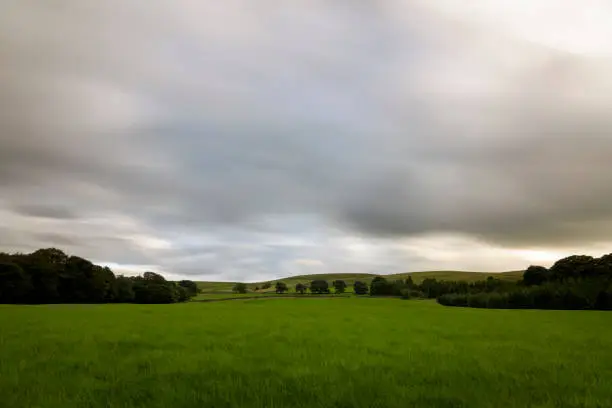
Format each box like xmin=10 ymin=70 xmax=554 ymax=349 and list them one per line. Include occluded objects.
xmin=310 ymin=280 xmax=329 ymax=294
xmin=174 ymin=284 xmax=190 ymax=302
xmin=295 ymin=283 xmax=306 ymax=294
xmin=332 ymin=280 xmax=347 ymax=294
xmin=275 ymin=281 xmax=288 ymax=294
xmin=178 ymin=280 xmax=198 ymax=297
xmin=114 ymin=275 xmax=135 ymax=302
xmin=60 ymin=256 xmax=98 ymax=302
xmin=132 ymin=276 xmax=178 ymax=304
xmin=21 ymin=249 xmax=65 ymax=303
xmin=143 ymin=271 xmax=167 ymax=283
xmin=370 ymin=276 xmax=393 ymax=296
xmin=549 ymin=255 xmax=595 ymax=281
xmin=233 ymin=282 xmax=248 ymax=294
xmin=353 ymin=281 xmax=369 ymax=295
xmin=0 ymin=262 xmax=32 ymax=303
xmin=522 ymin=265 xmax=550 ymax=286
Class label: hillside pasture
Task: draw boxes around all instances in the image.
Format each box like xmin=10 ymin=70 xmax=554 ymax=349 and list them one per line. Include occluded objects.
xmin=196 ymin=270 xmax=524 ymax=294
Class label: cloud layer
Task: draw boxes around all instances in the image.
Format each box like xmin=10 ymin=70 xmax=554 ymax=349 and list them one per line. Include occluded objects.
xmin=2 ymin=1 xmax=612 ymax=280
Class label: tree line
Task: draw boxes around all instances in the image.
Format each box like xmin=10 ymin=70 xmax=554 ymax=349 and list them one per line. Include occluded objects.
xmin=0 ymin=248 xmax=198 ymax=304
xmin=237 ymin=275 xmax=510 ymax=299
xmin=438 ymin=254 xmax=612 ymax=310
xmin=248 ymin=253 xmax=612 ymax=310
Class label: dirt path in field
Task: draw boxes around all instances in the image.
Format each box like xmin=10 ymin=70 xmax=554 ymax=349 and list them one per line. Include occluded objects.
xmin=193 ymin=295 xmax=352 ymax=303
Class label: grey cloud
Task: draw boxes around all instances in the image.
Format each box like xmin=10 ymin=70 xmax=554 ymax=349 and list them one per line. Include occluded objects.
xmin=11 ymin=204 xmax=78 ymax=220
xmin=1 ymin=1 xmax=612 ymax=279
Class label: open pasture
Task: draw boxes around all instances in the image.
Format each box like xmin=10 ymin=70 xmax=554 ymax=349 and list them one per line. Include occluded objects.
xmin=0 ymin=298 xmax=610 ymax=408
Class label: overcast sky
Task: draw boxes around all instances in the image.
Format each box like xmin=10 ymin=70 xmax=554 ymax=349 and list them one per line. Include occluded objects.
xmin=2 ymin=1 xmax=612 ymax=281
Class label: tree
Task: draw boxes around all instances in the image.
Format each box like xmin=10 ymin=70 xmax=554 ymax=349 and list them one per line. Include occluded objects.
xmin=275 ymin=281 xmax=288 ymax=294
xmin=405 ymin=276 xmax=416 ymax=289
xmin=295 ymin=283 xmax=306 ymax=294
xmin=114 ymin=275 xmax=135 ymax=302
xmin=21 ymin=249 xmax=64 ymax=303
xmin=332 ymin=280 xmax=347 ymax=294
xmin=0 ymin=248 xmax=193 ymax=305
xmin=523 ymin=265 xmax=550 ymax=286
xmin=233 ymin=282 xmax=248 ymax=294
xmin=370 ymin=276 xmax=393 ymax=296
xmin=420 ymin=278 xmax=439 ymax=298
xmin=143 ymin=271 xmax=167 ymax=283
xmin=31 ymin=248 xmax=68 ymax=267
xmin=178 ymin=280 xmax=199 ymax=297
xmin=174 ymin=284 xmax=190 ymax=302
xmin=60 ymin=256 xmax=97 ymax=302
xmin=0 ymin=262 xmax=32 ymax=303
xmin=92 ymin=265 xmax=118 ymax=302
xmin=132 ymin=276 xmax=178 ymax=304
xmin=261 ymin=282 xmax=272 ymax=290
xmin=550 ymin=255 xmax=595 ymax=281
xmin=310 ymin=280 xmax=329 ymax=294
xmin=353 ymin=281 xmax=369 ymax=295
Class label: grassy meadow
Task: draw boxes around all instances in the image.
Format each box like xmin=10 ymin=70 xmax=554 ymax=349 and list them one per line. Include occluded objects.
xmin=1 ymin=298 xmax=611 ymax=408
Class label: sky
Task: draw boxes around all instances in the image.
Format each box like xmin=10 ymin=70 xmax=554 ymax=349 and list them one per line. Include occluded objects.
xmin=2 ymin=1 xmax=612 ymax=282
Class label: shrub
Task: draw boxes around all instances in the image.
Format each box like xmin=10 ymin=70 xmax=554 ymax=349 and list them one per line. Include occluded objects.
xmin=233 ymin=283 xmax=248 ymax=294
xmin=467 ymin=293 xmax=488 ymax=308
xmin=400 ymin=288 xmax=411 ymax=299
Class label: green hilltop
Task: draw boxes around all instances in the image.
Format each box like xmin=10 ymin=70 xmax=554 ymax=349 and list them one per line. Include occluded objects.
xmin=197 ymin=270 xmax=524 ymax=293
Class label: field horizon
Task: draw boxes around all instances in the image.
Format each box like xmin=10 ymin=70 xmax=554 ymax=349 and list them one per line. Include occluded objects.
xmin=197 ymin=270 xmax=524 ymax=293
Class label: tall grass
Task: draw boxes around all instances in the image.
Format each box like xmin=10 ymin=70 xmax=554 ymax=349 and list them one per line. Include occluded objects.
xmin=1 ymin=299 xmax=610 ymax=407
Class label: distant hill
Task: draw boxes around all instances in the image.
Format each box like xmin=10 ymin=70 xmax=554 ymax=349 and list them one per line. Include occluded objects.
xmin=197 ymin=270 xmax=524 ymax=293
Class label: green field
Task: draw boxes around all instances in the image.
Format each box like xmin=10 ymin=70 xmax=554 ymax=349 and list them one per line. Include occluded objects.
xmin=1 ymin=298 xmax=610 ymax=408
xmin=197 ymin=270 xmax=524 ymax=293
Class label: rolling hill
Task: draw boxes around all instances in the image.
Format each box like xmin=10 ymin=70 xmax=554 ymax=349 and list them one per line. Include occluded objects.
xmin=197 ymin=270 xmax=524 ymax=293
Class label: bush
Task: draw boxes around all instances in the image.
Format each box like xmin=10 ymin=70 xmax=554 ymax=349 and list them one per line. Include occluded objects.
xmin=232 ymin=283 xmax=248 ymax=294
xmin=467 ymin=293 xmax=489 ymax=308
xmin=409 ymin=290 xmax=424 ymax=299
xmin=485 ymin=292 xmax=508 ymax=308
xmin=437 ymin=294 xmax=468 ymax=307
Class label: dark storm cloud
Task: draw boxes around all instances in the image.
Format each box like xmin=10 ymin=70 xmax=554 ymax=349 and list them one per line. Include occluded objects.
xmin=1 ymin=1 xmax=612 ymax=278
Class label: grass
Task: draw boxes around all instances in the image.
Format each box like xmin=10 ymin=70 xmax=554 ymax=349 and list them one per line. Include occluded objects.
xmin=192 ymin=292 xmax=352 ymax=301
xmin=197 ymin=270 xmax=524 ymax=293
xmin=1 ymin=299 xmax=611 ymax=408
